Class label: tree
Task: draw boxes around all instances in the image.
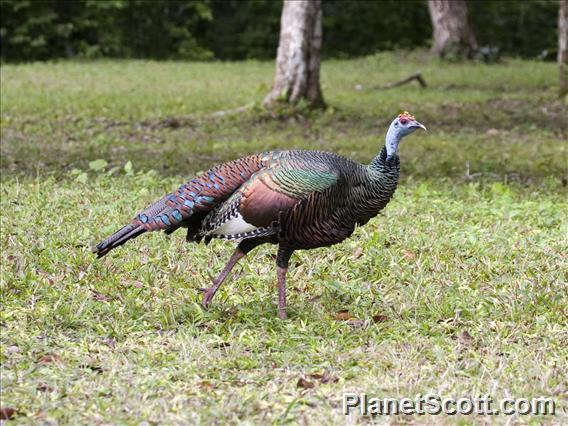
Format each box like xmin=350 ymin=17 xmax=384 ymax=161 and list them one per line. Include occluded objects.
xmin=560 ymin=0 xmax=568 ymax=97
xmin=427 ymin=0 xmax=478 ymax=59
xmin=263 ymin=0 xmax=324 ymax=108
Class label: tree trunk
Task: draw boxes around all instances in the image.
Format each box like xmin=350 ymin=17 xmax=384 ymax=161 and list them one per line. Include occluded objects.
xmin=427 ymin=0 xmax=478 ymax=59
xmin=559 ymin=0 xmax=568 ymax=97
xmin=263 ymin=0 xmax=324 ymax=108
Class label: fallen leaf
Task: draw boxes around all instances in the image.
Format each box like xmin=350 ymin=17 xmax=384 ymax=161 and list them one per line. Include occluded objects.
xmin=198 ymin=381 xmax=216 ymax=390
xmin=297 ymin=378 xmax=315 ymax=389
xmin=36 ymin=383 xmax=54 ymax=392
xmin=352 ymin=247 xmax=364 ymax=259
xmin=6 ymin=345 xmax=20 ymax=354
xmin=309 ymin=371 xmax=339 ymax=384
xmin=402 ymin=249 xmax=416 ymax=260
xmin=0 ymin=407 xmax=18 ymax=420
xmin=90 ymin=290 xmax=112 ymax=302
xmin=37 ymin=354 xmax=61 ymax=364
xmin=347 ymin=319 xmax=366 ymax=328
xmin=372 ymin=314 xmax=389 ymax=323
xmin=36 ymin=268 xmax=56 ymax=285
xmin=458 ymin=330 xmax=473 ymax=346
xmin=334 ymin=310 xmax=354 ymax=321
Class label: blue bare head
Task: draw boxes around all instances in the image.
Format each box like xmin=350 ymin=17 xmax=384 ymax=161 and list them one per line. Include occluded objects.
xmin=385 ymin=112 xmax=426 ymax=159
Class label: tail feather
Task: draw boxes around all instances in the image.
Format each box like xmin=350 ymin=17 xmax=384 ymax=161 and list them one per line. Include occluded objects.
xmin=93 ymin=152 xmax=269 ymax=259
xmin=93 ymin=222 xmax=146 ymax=258
xmin=93 ymin=195 xmax=180 ymax=258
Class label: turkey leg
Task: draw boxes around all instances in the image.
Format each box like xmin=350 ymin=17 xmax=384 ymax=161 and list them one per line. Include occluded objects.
xmin=201 ymin=239 xmax=264 ymax=308
xmin=276 ymin=246 xmax=294 ymax=319
xmin=202 ymin=248 xmax=245 ymax=308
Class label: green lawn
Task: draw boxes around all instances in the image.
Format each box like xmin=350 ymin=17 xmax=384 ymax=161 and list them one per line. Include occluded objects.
xmin=1 ymin=53 xmax=567 ymax=424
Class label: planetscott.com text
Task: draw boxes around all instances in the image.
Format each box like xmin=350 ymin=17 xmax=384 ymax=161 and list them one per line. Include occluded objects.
xmin=343 ymin=393 xmax=555 ymax=416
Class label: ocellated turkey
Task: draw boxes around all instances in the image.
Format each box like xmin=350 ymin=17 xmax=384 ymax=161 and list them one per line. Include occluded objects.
xmin=94 ymin=112 xmax=426 ymax=319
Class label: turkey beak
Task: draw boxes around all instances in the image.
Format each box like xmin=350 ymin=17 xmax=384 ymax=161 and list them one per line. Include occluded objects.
xmin=413 ymin=121 xmax=427 ymax=131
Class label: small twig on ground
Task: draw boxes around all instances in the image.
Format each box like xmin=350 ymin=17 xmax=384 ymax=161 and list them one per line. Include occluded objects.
xmin=357 ymin=72 xmax=427 ymax=91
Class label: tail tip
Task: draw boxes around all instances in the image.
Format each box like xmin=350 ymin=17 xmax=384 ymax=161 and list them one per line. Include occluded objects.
xmin=92 ymin=243 xmax=110 ymax=258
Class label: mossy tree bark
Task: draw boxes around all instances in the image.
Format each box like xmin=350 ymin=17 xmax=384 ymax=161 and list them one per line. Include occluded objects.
xmin=559 ymin=0 xmax=568 ymax=97
xmin=427 ymin=0 xmax=478 ymax=59
xmin=263 ymin=0 xmax=324 ymax=109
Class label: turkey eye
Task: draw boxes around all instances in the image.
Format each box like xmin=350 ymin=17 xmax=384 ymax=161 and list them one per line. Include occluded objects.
xmin=399 ymin=118 xmax=408 ymax=125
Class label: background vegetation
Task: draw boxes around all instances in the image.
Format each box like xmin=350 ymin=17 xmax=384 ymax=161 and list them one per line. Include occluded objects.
xmin=1 ymin=52 xmax=567 ymax=423
xmin=1 ymin=0 xmax=566 ymax=423
xmin=0 ymin=0 xmax=560 ymax=62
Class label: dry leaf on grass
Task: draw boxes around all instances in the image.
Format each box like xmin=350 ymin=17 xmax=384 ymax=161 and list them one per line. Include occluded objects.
xmin=352 ymin=247 xmax=364 ymax=259
xmin=372 ymin=314 xmax=389 ymax=323
xmin=36 ymin=383 xmax=54 ymax=392
xmin=346 ymin=319 xmax=366 ymax=328
xmin=198 ymin=381 xmax=216 ymax=390
xmin=457 ymin=330 xmax=474 ymax=346
xmin=34 ymin=410 xmax=46 ymax=419
xmin=0 ymin=407 xmax=18 ymax=420
xmin=90 ymin=289 xmax=112 ymax=302
xmin=37 ymin=354 xmax=61 ymax=364
xmin=297 ymin=378 xmax=315 ymax=389
xmin=334 ymin=310 xmax=354 ymax=321
xmin=309 ymin=371 xmax=339 ymax=384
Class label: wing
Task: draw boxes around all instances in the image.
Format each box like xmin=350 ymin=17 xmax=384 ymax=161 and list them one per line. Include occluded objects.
xmin=137 ymin=153 xmax=267 ymax=234
xmin=201 ymin=151 xmax=342 ymax=239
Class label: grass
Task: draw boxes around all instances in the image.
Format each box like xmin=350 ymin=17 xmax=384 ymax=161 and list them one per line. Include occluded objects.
xmin=1 ymin=52 xmax=567 ymax=424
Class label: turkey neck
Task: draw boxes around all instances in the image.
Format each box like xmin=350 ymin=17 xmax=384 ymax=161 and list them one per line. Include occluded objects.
xmin=368 ymin=122 xmax=402 ymax=182
xmin=345 ymin=146 xmax=400 ymax=227
xmin=369 ymin=144 xmax=400 ymax=183
xmin=362 ymin=145 xmax=401 ymax=209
